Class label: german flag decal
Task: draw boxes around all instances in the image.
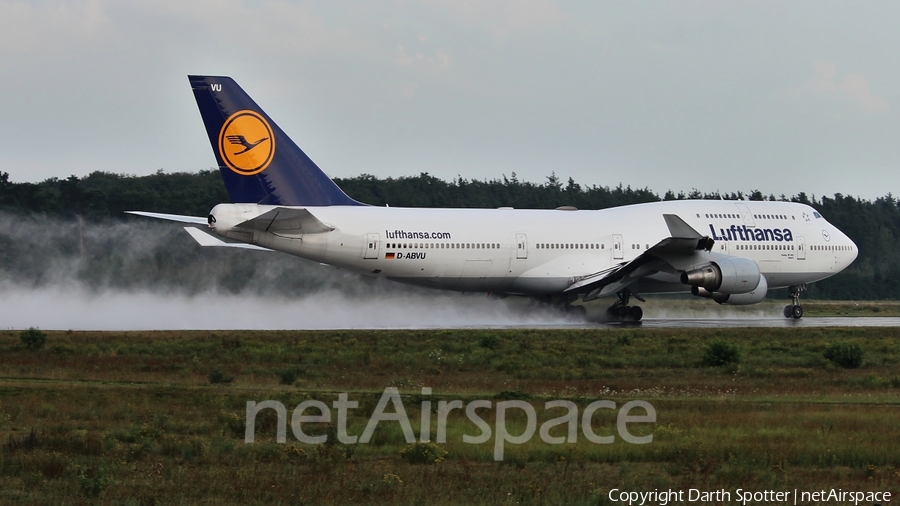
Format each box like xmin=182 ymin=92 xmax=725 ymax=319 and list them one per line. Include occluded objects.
xmin=384 ymin=252 xmax=395 ymax=259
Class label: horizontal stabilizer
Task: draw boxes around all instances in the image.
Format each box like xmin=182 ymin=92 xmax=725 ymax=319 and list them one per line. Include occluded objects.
xmin=126 ymin=211 xmax=208 ymax=225
xmin=183 ymin=227 xmax=271 ymax=251
xmin=235 ymin=207 xmax=334 ymax=234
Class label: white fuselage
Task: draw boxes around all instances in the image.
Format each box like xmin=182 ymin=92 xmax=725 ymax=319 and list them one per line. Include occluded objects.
xmin=208 ymin=200 xmax=857 ymax=297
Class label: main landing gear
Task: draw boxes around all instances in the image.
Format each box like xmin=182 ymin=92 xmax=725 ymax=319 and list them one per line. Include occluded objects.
xmin=783 ymin=284 xmax=807 ymax=320
xmin=565 ymin=304 xmax=588 ymax=319
xmin=606 ymin=290 xmax=644 ymax=322
xmin=531 ymin=294 xmax=588 ymax=321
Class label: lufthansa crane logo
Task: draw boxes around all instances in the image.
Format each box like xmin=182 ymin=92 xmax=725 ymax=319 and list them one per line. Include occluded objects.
xmin=218 ymin=110 xmax=275 ymax=176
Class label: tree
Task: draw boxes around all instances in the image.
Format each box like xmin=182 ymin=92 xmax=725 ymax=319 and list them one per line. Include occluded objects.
xmin=20 ymin=327 xmax=47 ymax=350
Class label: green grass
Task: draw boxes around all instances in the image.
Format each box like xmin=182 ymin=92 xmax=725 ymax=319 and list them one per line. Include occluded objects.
xmin=1 ymin=328 xmax=899 ymax=504
xmin=802 ymin=300 xmax=900 ymax=317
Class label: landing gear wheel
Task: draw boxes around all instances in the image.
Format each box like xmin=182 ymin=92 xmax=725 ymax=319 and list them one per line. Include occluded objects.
xmin=786 ymin=284 xmax=807 ymax=320
xmin=604 ymin=289 xmax=644 ymax=322
xmin=629 ymin=306 xmax=643 ymax=321
xmin=567 ymin=305 xmax=587 ymax=319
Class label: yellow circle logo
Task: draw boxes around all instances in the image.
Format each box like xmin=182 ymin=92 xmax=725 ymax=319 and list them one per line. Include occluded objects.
xmin=218 ymin=110 xmax=276 ymax=176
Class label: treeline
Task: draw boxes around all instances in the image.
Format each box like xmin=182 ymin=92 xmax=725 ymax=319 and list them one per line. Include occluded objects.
xmin=1 ymin=170 xmax=898 ymax=300
xmin=0 ymin=170 xmax=229 ymax=218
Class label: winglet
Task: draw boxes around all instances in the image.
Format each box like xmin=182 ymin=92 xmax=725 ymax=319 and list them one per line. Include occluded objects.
xmin=663 ymin=214 xmax=702 ymax=238
xmin=663 ymin=214 xmax=714 ymax=251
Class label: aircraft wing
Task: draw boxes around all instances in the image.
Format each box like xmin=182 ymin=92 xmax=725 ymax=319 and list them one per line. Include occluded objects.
xmin=234 ymin=207 xmax=334 ymax=234
xmin=566 ymin=214 xmax=714 ymax=301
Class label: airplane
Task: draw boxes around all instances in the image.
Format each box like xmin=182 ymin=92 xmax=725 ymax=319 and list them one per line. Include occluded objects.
xmin=129 ymin=75 xmax=859 ymax=321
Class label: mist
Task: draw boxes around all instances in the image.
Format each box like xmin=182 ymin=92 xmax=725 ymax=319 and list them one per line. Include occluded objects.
xmin=0 ymin=213 xmax=802 ymax=330
xmin=0 ymin=213 xmax=569 ymax=330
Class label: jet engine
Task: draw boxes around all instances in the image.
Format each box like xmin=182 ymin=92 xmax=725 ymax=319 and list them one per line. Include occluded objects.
xmin=681 ymin=257 xmax=761 ymax=294
xmin=692 ymin=274 xmax=768 ymax=305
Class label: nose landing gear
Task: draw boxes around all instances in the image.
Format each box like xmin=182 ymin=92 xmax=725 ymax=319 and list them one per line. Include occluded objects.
xmin=783 ymin=284 xmax=806 ymax=319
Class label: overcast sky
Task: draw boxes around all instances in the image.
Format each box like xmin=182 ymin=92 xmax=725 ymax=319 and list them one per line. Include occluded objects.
xmin=2 ymin=0 xmax=898 ymax=201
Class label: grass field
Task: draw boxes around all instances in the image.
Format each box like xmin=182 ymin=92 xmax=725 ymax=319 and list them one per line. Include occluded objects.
xmin=1 ymin=327 xmax=899 ymax=504
xmin=798 ymin=300 xmax=900 ymax=317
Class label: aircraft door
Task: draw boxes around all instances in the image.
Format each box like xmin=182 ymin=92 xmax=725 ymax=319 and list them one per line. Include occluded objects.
xmin=796 ymin=236 xmax=806 ymax=260
xmin=735 ymin=203 xmax=755 ymax=227
xmin=516 ymin=233 xmax=528 ymax=259
xmin=364 ymin=233 xmax=380 ymax=259
xmin=613 ymin=234 xmax=624 ymax=259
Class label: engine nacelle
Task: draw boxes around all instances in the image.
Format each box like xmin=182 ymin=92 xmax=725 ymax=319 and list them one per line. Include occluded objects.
xmin=690 ymin=274 xmax=768 ymax=305
xmin=681 ymin=257 xmax=761 ymax=295
xmin=713 ymin=274 xmax=768 ymax=305
xmin=691 ymin=286 xmax=716 ymax=299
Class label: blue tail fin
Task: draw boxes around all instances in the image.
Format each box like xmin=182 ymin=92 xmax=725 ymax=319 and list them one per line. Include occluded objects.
xmin=189 ymin=75 xmax=362 ymax=206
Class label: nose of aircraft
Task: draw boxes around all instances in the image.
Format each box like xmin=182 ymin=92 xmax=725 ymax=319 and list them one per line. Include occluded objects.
xmin=841 ymin=228 xmax=858 ymax=267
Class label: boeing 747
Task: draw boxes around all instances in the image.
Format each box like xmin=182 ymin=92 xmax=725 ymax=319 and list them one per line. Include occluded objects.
xmin=130 ymin=76 xmax=858 ymax=321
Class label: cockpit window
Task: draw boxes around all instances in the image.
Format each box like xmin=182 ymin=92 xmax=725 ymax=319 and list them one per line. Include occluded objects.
xmin=813 ymin=212 xmax=822 ymax=219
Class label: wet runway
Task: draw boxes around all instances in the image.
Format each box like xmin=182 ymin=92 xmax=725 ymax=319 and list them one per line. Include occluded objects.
xmin=462 ymin=317 xmax=900 ymax=330
xmin=3 ymin=283 xmax=898 ymax=330
xmin=600 ymin=316 xmax=900 ymax=329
